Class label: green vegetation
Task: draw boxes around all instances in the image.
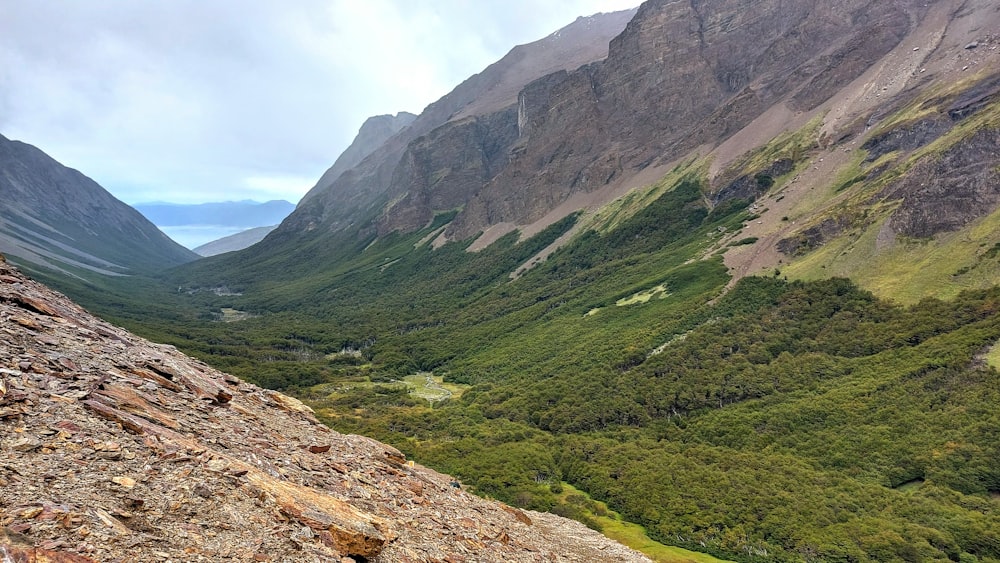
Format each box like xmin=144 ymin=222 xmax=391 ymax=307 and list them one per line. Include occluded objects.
xmin=34 ymin=156 xmax=1000 ymax=562
xmin=556 ymin=483 xmax=732 ymax=563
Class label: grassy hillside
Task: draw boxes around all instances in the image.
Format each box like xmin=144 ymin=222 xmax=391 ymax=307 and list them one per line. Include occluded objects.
xmin=37 ymin=72 xmax=1000 ymax=563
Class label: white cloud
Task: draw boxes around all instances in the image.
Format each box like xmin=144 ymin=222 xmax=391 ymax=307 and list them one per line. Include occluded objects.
xmin=0 ymin=1 xmax=638 ymax=205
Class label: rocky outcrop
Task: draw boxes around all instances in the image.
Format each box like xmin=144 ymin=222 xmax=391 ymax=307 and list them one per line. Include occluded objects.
xmin=377 ymin=107 xmax=521 ymax=233
xmin=0 ymin=134 xmax=197 ymax=276
xmin=711 ymin=158 xmax=795 ymax=206
xmin=883 ymin=126 xmax=1000 ymax=238
xmin=0 ymin=255 xmax=650 ymax=562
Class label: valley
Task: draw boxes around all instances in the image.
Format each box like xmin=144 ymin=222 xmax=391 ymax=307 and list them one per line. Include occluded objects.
xmin=6 ymin=0 xmax=1000 ymax=561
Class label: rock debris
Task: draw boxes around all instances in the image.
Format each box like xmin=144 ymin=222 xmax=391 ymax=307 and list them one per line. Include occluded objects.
xmin=0 ymin=255 xmax=650 ymax=562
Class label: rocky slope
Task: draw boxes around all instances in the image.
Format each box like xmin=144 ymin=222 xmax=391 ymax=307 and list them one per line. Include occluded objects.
xmin=0 ymin=134 xmax=197 ymax=277
xmin=311 ymin=112 xmax=417 ymax=197
xmin=0 ymin=254 xmax=650 ymax=563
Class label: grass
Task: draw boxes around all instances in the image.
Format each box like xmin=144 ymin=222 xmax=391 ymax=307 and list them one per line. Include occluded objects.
xmin=557 ymin=483 xmax=732 ymax=563
xmin=218 ymin=307 xmax=253 ymax=322
xmin=983 ymin=340 xmax=1000 ymax=370
xmin=402 ymin=373 xmax=468 ymax=403
xmin=616 ymin=284 xmax=669 ymax=306
xmin=785 ymin=206 xmax=1000 ymax=304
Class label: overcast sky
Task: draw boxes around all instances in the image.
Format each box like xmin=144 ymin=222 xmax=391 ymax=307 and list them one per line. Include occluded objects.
xmin=0 ymin=1 xmax=638 ymax=206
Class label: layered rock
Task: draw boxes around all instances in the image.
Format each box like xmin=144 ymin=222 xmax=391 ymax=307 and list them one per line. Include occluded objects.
xmin=0 ymin=254 xmax=650 ymax=562
xmin=284 ymin=9 xmax=637 ymax=236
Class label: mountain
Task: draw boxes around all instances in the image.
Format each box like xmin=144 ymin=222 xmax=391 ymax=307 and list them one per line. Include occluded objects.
xmin=288 ymin=8 xmax=638 ymax=235
xmin=133 ymin=200 xmax=294 ymax=228
xmin=313 ymin=112 xmax=417 ymax=194
xmin=277 ymin=0 xmax=980 ymax=249
xmin=193 ymin=225 xmax=278 ymax=256
xmin=0 ymin=255 xmax=650 ymax=562
xmin=32 ymin=1 xmax=1000 ymax=561
xmin=0 ymin=134 xmax=197 ymax=277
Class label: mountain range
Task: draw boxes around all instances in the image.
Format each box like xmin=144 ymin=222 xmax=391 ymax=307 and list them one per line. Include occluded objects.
xmin=5 ymin=1 xmax=1000 ymax=561
xmin=133 ymin=200 xmax=294 ymax=229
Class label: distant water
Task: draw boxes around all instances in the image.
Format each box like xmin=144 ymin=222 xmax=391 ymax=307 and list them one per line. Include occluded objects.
xmin=158 ymin=225 xmax=251 ymax=250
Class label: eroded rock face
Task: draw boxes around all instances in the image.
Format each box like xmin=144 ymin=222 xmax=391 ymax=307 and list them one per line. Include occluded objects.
xmin=0 ymin=257 xmax=650 ymax=562
xmin=441 ymin=0 xmax=925 ymax=240
xmin=286 ymin=10 xmax=637 ymax=238
xmin=884 ymin=127 xmax=1000 ymax=238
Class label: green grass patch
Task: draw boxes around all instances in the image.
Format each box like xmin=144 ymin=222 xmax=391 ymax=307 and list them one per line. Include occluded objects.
xmin=403 ymin=373 xmax=468 ymax=403
xmin=557 ymin=484 xmax=731 ymax=563
xmin=616 ymin=284 xmax=669 ymax=306
xmin=218 ymin=307 xmax=253 ymax=322
xmin=728 ymin=236 xmax=758 ymax=247
xmin=785 ymin=206 xmax=1000 ymax=303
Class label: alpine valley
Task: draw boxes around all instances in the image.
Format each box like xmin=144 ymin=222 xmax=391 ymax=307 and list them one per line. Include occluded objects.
xmin=6 ymin=1 xmax=1000 ymax=562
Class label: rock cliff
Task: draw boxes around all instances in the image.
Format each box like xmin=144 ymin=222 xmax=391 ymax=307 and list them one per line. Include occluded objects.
xmin=0 ymin=254 xmax=650 ymax=562
xmin=442 ymin=0 xmax=924 ymax=240
xmin=284 ymin=9 xmax=637 ymax=237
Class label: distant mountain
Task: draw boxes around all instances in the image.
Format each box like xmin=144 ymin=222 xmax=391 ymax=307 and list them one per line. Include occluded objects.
xmin=193 ymin=225 xmax=277 ymax=256
xmin=0 ymin=133 xmax=197 ymax=277
xmin=134 ymin=200 xmax=294 ymax=228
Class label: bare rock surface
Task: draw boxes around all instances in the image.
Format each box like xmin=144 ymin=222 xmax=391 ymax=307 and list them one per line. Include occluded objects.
xmin=0 ymin=255 xmax=651 ymax=562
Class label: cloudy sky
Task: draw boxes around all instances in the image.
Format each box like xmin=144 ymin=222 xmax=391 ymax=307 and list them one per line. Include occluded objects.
xmin=0 ymin=1 xmax=638 ymax=206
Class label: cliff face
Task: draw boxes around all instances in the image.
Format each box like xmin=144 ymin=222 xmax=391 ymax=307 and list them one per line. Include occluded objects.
xmin=442 ymin=0 xmax=923 ymax=240
xmin=311 ymin=112 xmax=417 ymax=197
xmin=279 ymin=1 xmax=939 ymax=245
xmin=283 ymin=9 xmax=637 ymax=236
xmin=0 ymin=134 xmax=197 ymax=276
xmin=0 ymin=255 xmax=649 ymax=562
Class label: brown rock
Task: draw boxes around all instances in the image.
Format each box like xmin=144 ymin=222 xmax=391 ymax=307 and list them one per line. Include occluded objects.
xmin=11 ymin=437 xmax=41 ymax=452
xmin=0 ymin=261 xmax=650 ymax=562
xmin=502 ymin=505 xmax=533 ymax=526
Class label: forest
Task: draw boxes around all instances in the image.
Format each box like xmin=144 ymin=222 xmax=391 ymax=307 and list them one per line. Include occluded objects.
xmin=35 ymin=166 xmax=1000 ymax=562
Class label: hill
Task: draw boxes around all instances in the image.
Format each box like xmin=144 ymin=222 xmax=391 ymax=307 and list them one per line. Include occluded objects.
xmin=193 ymin=225 xmax=278 ymax=257
xmin=0 ymin=255 xmax=650 ymax=562
xmin=0 ymin=134 xmax=197 ymax=278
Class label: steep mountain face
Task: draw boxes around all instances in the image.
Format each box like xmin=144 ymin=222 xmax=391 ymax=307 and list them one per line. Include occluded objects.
xmin=0 ymin=134 xmax=197 ymax=276
xmin=274 ymin=0 xmax=952 ymax=248
xmin=440 ymin=0 xmax=927 ymax=241
xmin=285 ymin=9 xmax=637 ymax=236
xmin=0 ymin=255 xmax=650 ymax=562
xmin=312 ymin=112 xmax=417 ymax=195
